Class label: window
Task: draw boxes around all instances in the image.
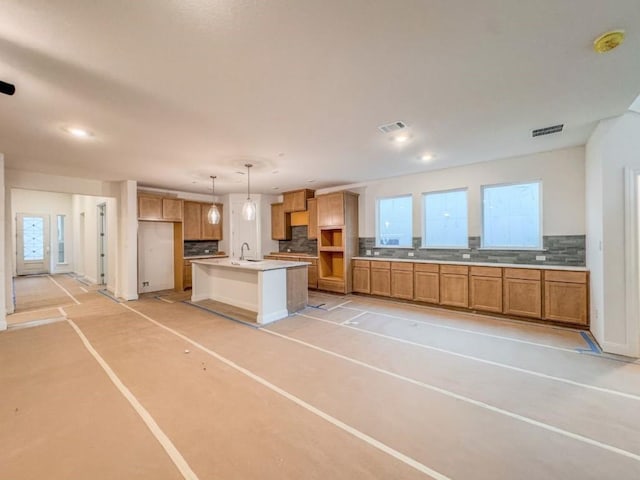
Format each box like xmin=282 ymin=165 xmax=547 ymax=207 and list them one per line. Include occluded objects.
xmin=57 ymin=215 xmax=65 ymax=263
xmin=376 ymin=195 xmax=413 ymax=247
xmin=422 ymin=189 xmax=468 ymax=248
xmin=482 ymin=181 xmax=541 ymax=249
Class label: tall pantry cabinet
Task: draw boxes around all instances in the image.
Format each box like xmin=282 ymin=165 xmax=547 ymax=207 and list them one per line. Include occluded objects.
xmin=316 ymin=191 xmax=359 ymax=294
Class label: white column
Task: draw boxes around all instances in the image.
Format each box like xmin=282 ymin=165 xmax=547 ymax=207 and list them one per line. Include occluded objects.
xmin=1 ymin=153 xmax=8 ymax=329
xmin=115 ymin=180 xmax=138 ymax=300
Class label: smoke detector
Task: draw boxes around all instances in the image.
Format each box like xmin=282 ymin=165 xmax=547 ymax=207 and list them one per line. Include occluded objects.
xmin=378 ymin=121 xmax=407 ymax=134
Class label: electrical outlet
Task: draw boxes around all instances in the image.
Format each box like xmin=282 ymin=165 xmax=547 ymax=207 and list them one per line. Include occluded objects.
xmin=462 ymin=253 xmax=470 ymax=259
xmin=142 ymin=281 xmax=149 ymax=287
xmin=373 ymin=251 xmax=380 ymax=256
xmin=536 ymin=255 xmax=546 ymax=261
xmin=204 ymin=249 xmax=210 ymax=253
xmin=407 ymin=252 xmax=415 ymax=257
xmin=366 ymin=250 xmax=372 ymax=256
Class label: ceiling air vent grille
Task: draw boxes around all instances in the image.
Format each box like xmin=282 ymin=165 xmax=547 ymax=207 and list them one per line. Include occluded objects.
xmin=532 ymin=124 xmax=564 ymax=137
xmin=378 ymin=121 xmax=406 ymax=134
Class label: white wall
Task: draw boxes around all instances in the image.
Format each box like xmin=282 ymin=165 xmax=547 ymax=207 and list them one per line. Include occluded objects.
xmin=321 ymin=146 xmax=585 ymax=238
xmin=138 ymin=221 xmax=174 ymax=293
xmin=586 ymin=112 xmax=640 ymax=357
xmin=11 ymin=189 xmax=74 ymax=274
xmin=0 ymin=154 xmax=6 ymax=328
xmin=72 ymin=195 xmax=118 ymax=290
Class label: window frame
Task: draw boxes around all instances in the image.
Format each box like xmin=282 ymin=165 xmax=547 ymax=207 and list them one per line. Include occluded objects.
xmin=480 ymin=180 xmax=543 ymax=250
xmin=56 ymin=214 xmax=67 ymax=265
xmin=375 ymin=193 xmax=414 ymax=248
xmin=421 ymin=187 xmax=469 ymax=249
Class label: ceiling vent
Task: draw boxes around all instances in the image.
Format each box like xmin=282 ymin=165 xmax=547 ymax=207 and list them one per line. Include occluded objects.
xmin=378 ymin=121 xmax=407 ymax=134
xmin=532 ymin=124 xmax=564 ymax=137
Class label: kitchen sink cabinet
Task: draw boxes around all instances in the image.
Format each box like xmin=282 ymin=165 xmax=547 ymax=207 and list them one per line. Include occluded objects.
xmin=469 ymin=266 xmax=503 ymax=313
xmin=439 ymin=264 xmax=469 ymax=308
xmin=391 ymin=262 xmax=414 ymax=299
xmin=414 ymin=263 xmax=439 ymax=304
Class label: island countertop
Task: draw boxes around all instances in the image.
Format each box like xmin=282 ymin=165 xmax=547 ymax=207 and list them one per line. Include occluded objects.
xmin=191 ymin=257 xmax=310 ymax=272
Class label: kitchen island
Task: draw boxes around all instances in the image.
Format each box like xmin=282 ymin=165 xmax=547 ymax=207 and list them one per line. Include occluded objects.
xmin=191 ymin=258 xmax=310 ymax=324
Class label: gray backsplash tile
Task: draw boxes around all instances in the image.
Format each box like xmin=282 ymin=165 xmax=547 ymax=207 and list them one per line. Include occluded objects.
xmin=358 ymin=235 xmax=585 ymax=266
xmin=278 ymin=226 xmax=318 ymax=254
xmin=184 ymin=240 xmax=219 ymax=257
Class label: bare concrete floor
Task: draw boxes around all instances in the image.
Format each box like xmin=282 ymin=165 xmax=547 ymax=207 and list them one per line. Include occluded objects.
xmin=2 ymin=279 xmax=640 ymax=479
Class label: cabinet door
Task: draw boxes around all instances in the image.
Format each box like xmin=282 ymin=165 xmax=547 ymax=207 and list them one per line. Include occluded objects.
xmin=414 ymin=271 xmax=439 ymax=303
xmin=317 ymin=192 xmax=344 ymax=226
xmin=308 ymin=265 xmax=318 ymax=289
xmin=183 ymin=201 xmax=201 ymax=240
xmin=307 ymin=198 xmax=317 ymax=239
xmin=391 ymin=263 xmax=413 ymax=299
xmin=138 ymin=195 xmax=162 ymax=220
xmin=470 ymin=275 xmax=503 ymax=313
xmin=183 ymin=262 xmax=192 ymax=289
xmin=352 ymin=262 xmax=371 ymax=293
xmin=283 ymin=191 xmax=303 ymax=213
xmin=503 ymin=278 xmax=541 ymax=318
xmin=440 ymin=273 xmax=469 ymax=307
xmin=201 ymin=203 xmax=223 ymax=240
xmin=162 ymin=198 xmax=183 ymax=221
xmin=370 ymin=263 xmax=391 ymax=296
xmin=544 ymin=281 xmax=588 ymax=325
xmin=271 ymin=203 xmax=291 ymax=240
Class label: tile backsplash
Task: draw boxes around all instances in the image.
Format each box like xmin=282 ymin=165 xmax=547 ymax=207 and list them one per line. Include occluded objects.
xmin=184 ymin=240 xmax=219 ymax=257
xmin=278 ymin=226 xmax=318 ymax=255
xmin=358 ymin=235 xmax=585 ymax=266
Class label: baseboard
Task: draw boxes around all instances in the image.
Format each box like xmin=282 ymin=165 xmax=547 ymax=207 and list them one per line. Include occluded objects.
xmin=601 ymin=340 xmax=640 ymax=358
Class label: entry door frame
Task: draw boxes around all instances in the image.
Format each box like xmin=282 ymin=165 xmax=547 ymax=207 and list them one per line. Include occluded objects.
xmin=624 ymin=167 xmax=640 ymax=357
xmin=16 ymin=213 xmax=50 ymax=275
xmin=97 ymin=202 xmax=107 ymax=285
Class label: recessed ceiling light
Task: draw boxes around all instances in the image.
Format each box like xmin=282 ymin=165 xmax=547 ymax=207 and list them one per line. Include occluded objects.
xmin=420 ymin=153 xmax=434 ymax=162
xmin=394 ymin=134 xmax=410 ymax=143
xmin=64 ymin=126 xmax=93 ymax=138
xmin=272 ymin=170 xmax=279 ymax=174
xmin=272 ymin=187 xmax=280 ymax=190
xmin=307 ymin=180 xmax=315 ymax=183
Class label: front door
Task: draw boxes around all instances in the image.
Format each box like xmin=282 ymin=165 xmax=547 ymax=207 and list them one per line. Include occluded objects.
xmin=16 ymin=213 xmax=50 ymax=275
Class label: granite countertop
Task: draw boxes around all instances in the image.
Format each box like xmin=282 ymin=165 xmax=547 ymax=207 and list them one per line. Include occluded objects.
xmin=352 ymin=256 xmax=587 ymax=271
xmin=269 ymin=252 xmax=318 ymax=258
xmin=184 ymin=253 xmax=228 ymax=259
xmin=191 ymin=258 xmax=310 ymax=271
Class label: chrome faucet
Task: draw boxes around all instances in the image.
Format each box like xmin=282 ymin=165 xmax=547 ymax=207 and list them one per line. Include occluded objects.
xmin=240 ymin=242 xmax=250 ymax=261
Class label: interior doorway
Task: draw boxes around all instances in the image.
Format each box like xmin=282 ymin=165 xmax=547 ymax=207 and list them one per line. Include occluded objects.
xmin=230 ymin=200 xmax=257 ymax=260
xmin=16 ymin=213 xmax=50 ymax=275
xmin=97 ymin=203 xmax=107 ymax=286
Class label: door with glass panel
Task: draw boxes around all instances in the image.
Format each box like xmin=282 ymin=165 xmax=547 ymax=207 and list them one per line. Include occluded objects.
xmin=16 ymin=213 xmax=50 ymax=275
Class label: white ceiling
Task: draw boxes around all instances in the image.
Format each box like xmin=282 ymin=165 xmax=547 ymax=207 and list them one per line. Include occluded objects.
xmin=1 ymin=1 xmax=639 ymax=195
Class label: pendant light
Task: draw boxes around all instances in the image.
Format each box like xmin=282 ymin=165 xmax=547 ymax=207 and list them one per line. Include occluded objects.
xmin=207 ymin=176 xmax=221 ymax=225
xmin=242 ymin=163 xmax=256 ymax=221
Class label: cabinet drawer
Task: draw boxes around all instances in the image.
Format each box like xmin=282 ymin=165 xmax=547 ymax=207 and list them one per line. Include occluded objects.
xmin=414 ymin=263 xmax=439 ymax=273
xmin=371 ymin=261 xmax=390 ymax=270
xmin=470 ymin=266 xmax=502 ymax=277
xmin=353 ymin=260 xmax=370 ymax=268
xmin=318 ymin=278 xmax=345 ymax=293
xmin=504 ymin=268 xmax=541 ymax=280
xmin=544 ymin=270 xmax=587 ymax=284
xmin=391 ymin=262 xmax=414 ymax=272
xmin=440 ymin=264 xmax=469 ymax=275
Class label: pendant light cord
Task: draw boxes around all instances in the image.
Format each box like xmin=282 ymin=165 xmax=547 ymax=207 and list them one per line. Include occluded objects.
xmin=245 ymin=163 xmax=252 ymax=200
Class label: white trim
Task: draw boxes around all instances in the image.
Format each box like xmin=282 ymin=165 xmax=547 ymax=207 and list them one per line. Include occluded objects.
xmin=623 ymin=167 xmax=640 ymax=357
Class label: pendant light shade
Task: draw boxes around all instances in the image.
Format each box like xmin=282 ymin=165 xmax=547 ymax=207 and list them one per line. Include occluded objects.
xmin=207 ymin=175 xmax=220 ymax=225
xmin=242 ymin=163 xmax=256 ymax=221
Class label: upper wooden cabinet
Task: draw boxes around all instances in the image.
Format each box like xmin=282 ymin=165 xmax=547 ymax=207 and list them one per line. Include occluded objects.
xmin=184 ymin=201 xmax=223 ymax=241
xmin=307 ymin=198 xmax=318 ymax=240
xmin=317 ymin=192 xmax=346 ymax=227
xmin=271 ymin=203 xmax=291 ymax=240
xmin=283 ymin=189 xmax=315 ymax=213
xmin=138 ymin=194 xmax=183 ymax=222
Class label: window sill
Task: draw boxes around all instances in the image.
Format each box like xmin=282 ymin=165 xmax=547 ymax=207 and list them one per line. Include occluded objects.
xmin=419 ymin=246 xmax=470 ymax=250
xmin=374 ymin=246 xmax=415 ymax=249
xmin=477 ymin=247 xmax=547 ymax=252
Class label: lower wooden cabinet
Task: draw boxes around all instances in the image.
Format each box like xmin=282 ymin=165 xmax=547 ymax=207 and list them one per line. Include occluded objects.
xmin=391 ymin=262 xmax=413 ymax=299
xmin=544 ymin=270 xmax=588 ymax=325
xmin=352 ymin=260 xmax=371 ymax=293
xmin=469 ymin=266 xmax=503 ymax=313
xmin=183 ymin=260 xmax=192 ymax=289
xmin=440 ymin=265 xmax=469 ymax=308
xmin=414 ymin=263 xmax=439 ymax=304
xmin=264 ymin=254 xmax=318 ymax=289
xmin=370 ymin=261 xmax=391 ymax=296
xmin=503 ymin=268 xmax=542 ymax=318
